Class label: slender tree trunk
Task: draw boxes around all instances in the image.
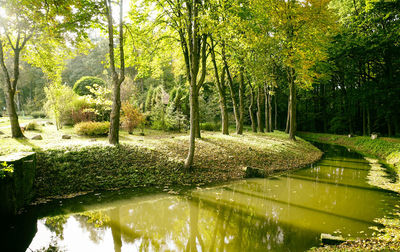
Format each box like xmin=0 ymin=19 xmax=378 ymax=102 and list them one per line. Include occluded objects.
xmin=185 ymin=87 xmax=197 ymax=169
xmin=226 ymin=65 xmax=240 ymax=134
xmin=248 ymin=81 xmax=257 ymax=132
xmin=257 ymin=86 xmax=264 ymax=133
xmin=106 ymin=0 xmax=125 ymax=145
xmin=210 ymin=38 xmax=229 ymax=135
xmin=363 ymin=104 xmax=366 ymax=136
xmin=367 ymin=104 xmax=371 ymax=135
xmin=387 ymin=120 xmax=392 ymax=137
xmin=264 ymin=83 xmax=270 ymax=132
xmin=288 ymin=68 xmax=296 ymax=140
xmin=269 ymin=89 xmax=273 ymax=132
xmin=195 ymin=96 xmax=201 ymax=138
xmin=238 ymin=67 xmax=244 ymax=134
xmin=274 ymin=91 xmax=278 ymax=130
xmin=220 ymin=96 xmax=229 ymax=135
xmin=285 ymin=97 xmax=290 ymax=134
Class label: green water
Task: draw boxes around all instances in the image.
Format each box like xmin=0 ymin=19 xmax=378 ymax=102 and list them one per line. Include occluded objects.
xmin=2 ymin=143 xmax=399 ymax=251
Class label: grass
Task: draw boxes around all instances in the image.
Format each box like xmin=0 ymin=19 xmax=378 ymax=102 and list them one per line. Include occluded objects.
xmin=0 ymin=118 xmax=322 ymax=201
xmin=299 ymin=132 xmax=400 ymax=251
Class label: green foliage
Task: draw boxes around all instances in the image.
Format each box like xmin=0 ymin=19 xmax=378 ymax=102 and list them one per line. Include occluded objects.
xmin=74 ymin=121 xmax=110 ymax=136
xmin=121 ymin=102 xmax=144 ymax=134
xmin=0 ymin=162 xmax=14 ymax=179
xmin=200 ymin=122 xmax=221 ymax=132
xmin=44 ymin=83 xmax=78 ymax=129
xmin=31 ymin=111 xmax=47 ymax=119
xmin=84 ymin=84 xmax=112 ymax=122
xmin=73 ymin=76 xmax=106 ymax=96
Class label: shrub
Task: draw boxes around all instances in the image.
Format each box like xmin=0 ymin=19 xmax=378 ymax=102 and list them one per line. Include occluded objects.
xmin=25 ymin=121 xmax=39 ymax=131
xmin=44 ymin=83 xmax=77 ymax=129
xmin=31 ymin=111 xmax=46 ymax=119
xmin=71 ymin=108 xmax=96 ymax=124
xmin=74 ymin=121 xmax=110 ymax=136
xmin=121 ymin=102 xmax=144 ymax=134
xmin=73 ymin=76 xmax=106 ymax=96
xmin=0 ymin=162 xmax=13 ymax=179
xmin=200 ymin=122 xmax=221 ymax=131
xmin=84 ymin=84 xmax=112 ymax=122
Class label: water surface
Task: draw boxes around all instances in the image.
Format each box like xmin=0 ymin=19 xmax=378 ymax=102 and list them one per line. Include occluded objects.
xmin=2 ymin=143 xmax=399 ymax=251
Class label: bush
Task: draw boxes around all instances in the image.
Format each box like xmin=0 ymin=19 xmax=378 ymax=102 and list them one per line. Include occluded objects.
xmin=121 ymin=102 xmax=144 ymax=134
xmin=74 ymin=121 xmax=110 ymax=136
xmin=73 ymin=76 xmax=106 ymax=96
xmin=31 ymin=111 xmax=46 ymax=119
xmin=71 ymin=108 xmax=96 ymax=124
xmin=25 ymin=121 xmax=39 ymax=131
xmin=44 ymin=83 xmax=78 ymax=129
xmin=200 ymin=122 xmax=221 ymax=131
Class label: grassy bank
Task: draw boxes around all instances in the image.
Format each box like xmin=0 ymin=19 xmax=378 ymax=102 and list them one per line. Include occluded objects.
xmin=0 ymin=119 xmax=322 ymax=201
xmin=298 ymin=132 xmax=400 ymax=192
xmin=299 ymin=132 xmax=400 ymax=251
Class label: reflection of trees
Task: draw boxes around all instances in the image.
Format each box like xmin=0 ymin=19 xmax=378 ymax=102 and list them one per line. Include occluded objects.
xmin=74 ymin=211 xmax=110 ymax=244
xmin=109 ymin=207 xmax=122 ymax=252
xmin=45 ymin=216 xmax=68 ymax=240
xmin=186 ymin=197 xmax=204 ymax=252
xmin=40 ymin=188 xmax=320 ymax=251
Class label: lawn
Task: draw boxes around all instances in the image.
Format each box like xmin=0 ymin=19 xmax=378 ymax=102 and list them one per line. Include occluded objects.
xmin=0 ymin=117 xmax=322 ymax=200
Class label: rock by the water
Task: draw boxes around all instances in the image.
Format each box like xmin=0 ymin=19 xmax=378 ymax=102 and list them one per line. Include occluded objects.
xmin=31 ymin=135 xmax=43 ymax=140
xmin=0 ymin=131 xmax=4 ymax=135
xmin=321 ymin=233 xmax=345 ymax=245
xmin=243 ymin=166 xmax=267 ymax=178
xmin=62 ymin=135 xmax=71 ymax=139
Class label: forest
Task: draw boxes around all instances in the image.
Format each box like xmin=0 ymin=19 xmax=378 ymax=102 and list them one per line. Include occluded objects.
xmin=0 ymin=0 xmax=400 ymax=251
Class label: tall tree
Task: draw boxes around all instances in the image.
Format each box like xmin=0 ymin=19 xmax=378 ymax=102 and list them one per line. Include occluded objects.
xmin=0 ymin=0 xmax=95 ymax=138
xmin=105 ymin=0 xmax=125 ymax=145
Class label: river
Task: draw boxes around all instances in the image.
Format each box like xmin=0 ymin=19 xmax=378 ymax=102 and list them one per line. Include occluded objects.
xmin=2 ymin=143 xmax=399 ymax=251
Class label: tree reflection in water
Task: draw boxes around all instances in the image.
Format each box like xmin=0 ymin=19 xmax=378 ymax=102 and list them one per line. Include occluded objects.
xmin=37 ymin=189 xmax=319 ymax=251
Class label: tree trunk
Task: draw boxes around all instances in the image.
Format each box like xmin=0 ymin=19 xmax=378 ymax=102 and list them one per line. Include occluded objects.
xmin=362 ymin=104 xmax=366 ymax=136
xmin=269 ymin=89 xmax=273 ymax=132
xmin=248 ymin=81 xmax=257 ymax=132
xmin=238 ymin=67 xmax=244 ymax=135
xmin=195 ymin=95 xmax=201 ymax=138
xmin=5 ymin=89 xmax=24 ymax=138
xmin=367 ymin=104 xmax=371 ymax=135
xmin=274 ymin=91 xmax=278 ymax=130
xmin=264 ymin=83 xmax=270 ymax=132
xmin=0 ymin=41 xmax=25 ymax=138
xmin=109 ymin=77 xmax=122 ymax=145
xmin=106 ymin=0 xmax=125 ymax=145
xmin=185 ymin=86 xmax=197 ymax=169
xmin=226 ymin=64 xmax=240 ymax=134
xmin=220 ymin=96 xmax=229 ymax=135
xmin=210 ymin=38 xmax=229 ymax=135
xmin=285 ymin=97 xmax=290 ymax=134
xmin=288 ymin=68 xmax=296 ymax=140
xmin=387 ymin=120 xmax=392 ymax=137
xmin=257 ymin=86 xmax=264 ymax=133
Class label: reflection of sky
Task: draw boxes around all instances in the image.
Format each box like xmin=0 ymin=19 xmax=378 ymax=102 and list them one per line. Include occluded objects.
xmin=28 ymin=216 xmax=180 ymax=252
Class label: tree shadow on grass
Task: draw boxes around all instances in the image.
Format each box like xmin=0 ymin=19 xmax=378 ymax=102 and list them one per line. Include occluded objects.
xmin=16 ymin=138 xmax=42 ymax=152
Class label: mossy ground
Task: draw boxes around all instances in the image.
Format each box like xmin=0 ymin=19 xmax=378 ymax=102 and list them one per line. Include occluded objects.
xmin=299 ymin=132 xmax=400 ymax=251
xmin=0 ymin=117 xmax=322 ymax=201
